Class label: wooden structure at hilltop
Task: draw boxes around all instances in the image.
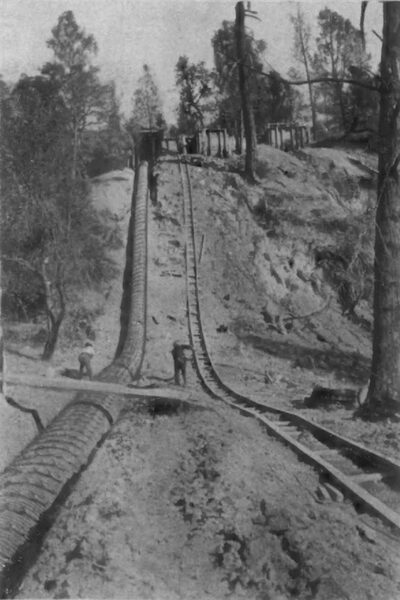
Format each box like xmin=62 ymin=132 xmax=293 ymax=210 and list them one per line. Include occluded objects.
xmin=262 ymin=123 xmax=310 ymax=151
xmin=163 ymin=129 xmax=230 ymax=158
xmin=194 ymin=129 xmax=229 ymax=158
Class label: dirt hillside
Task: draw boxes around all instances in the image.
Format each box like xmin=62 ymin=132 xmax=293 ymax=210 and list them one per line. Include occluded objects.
xmin=12 ymin=146 xmax=400 ymax=600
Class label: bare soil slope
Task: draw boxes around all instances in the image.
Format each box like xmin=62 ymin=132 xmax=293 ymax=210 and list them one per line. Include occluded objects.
xmin=14 ymin=148 xmax=400 ymax=600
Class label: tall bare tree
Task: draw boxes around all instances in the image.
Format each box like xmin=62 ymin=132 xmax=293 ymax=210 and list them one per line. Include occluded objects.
xmin=290 ymin=5 xmax=317 ymax=138
xmin=365 ymin=2 xmax=400 ymax=416
xmin=235 ymin=1 xmax=257 ymax=181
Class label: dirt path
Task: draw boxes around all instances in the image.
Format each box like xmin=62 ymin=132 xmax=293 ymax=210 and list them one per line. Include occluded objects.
xmin=15 ymin=159 xmax=400 ymax=600
xmin=17 ymin=400 xmax=400 ymax=600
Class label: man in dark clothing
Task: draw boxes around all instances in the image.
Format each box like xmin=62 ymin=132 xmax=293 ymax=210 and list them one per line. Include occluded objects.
xmin=171 ymin=341 xmax=193 ymax=386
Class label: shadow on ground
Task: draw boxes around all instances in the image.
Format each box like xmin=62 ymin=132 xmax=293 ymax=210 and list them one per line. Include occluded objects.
xmin=239 ymin=332 xmax=370 ymax=383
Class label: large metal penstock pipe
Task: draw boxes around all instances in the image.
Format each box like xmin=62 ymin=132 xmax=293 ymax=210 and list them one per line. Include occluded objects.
xmin=0 ymin=162 xmax=149 ymax=597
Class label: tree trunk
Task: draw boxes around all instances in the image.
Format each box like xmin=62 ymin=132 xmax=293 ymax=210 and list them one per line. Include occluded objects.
xmin=235 ymin=111 xmax=243 ymax=154
xmin=366 ymin=2 xmax=400 ymax=416
xmin=41 ymin=261 xmax=66 ymax=361
xmin=42 ymin=313 xmax=64 ymax=361
xmin=296 ymin=6 xmax=318 ymax=139
xmin=235 ymin=1 xmax=256 ymax=181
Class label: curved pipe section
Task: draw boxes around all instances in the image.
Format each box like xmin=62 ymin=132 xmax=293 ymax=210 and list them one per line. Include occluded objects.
xmin=0 ymin=162 xmax=149 ymax=596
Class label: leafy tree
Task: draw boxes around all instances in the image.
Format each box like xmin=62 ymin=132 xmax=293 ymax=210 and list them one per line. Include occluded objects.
xmin=254 ymin=71 xmax=298 ymax=127
xmin=1 ymin=28 xmax=121 ymax=359
xmin=175 ymin=55 xmax=214 ymax=133
xmin=212 ymin=18 xmax=297 ymax=153
xmin=131 ymin=64 xmax=165 ymax=130
xmin=212 ymin=20 xmax=266 ymax=152
xmin=311 ymin=8 xmax=371 ymax=132
xmin=83 ymin=82 xmax=128 ymax=176
xmin=344 ymin=66 xmax=379 ymax=134
xmin=43 ymin=11 xmax=112 ymax=186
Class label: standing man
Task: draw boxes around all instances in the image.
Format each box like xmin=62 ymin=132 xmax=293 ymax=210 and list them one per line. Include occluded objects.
xmin=171 ymin=341 xmax=193 ymax=386
xmin=78 ymin=342 xmax=95 ymax=380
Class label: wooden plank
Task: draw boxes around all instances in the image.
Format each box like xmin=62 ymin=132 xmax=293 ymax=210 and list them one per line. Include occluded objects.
xmin=351 ymin=472 xmax=384 ymax=484
xmin=277 ymin=410 xmax=400 ymax=473
xmin=317 ymin=448 xmax=341 ymax=457
xmin=1 ymin=373 xmax=193 ymax=403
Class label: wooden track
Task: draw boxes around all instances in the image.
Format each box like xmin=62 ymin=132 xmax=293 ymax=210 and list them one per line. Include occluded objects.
xmin=178 ymin=155 xmax=400 ymax=534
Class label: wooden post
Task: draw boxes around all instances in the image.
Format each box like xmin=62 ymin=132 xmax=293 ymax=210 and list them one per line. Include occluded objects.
xmin=274 ymin=126 xmax=278 ymax=149
xmin=290 ymin=126 xmax=294 ymax=150
xmin=198 ymin=234 xmax=205 ymax=264
xmin=279 ymin=126 xmax=283 ymax=150
xmin=206 ymin=129 xmax=211 ymax=155
xmin=217 ymin=130 xmax=222 ymax=157
xmin=222 ymin=129 xmax=228 ymax=157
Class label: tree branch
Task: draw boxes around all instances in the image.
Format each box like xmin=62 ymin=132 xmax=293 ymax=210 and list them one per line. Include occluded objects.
xmin=246 ymin=65 xmax=380 ymax=92
xmin=283 ymin=297 xmax=332 ymax=322
xmin=372 ymin=29 xmax=383 ymax=43
xmin=360 ymin=1 xmax=368 ymax=50
xmin=2 ymin=256 xmax=42 ymax=278
xmin=6 ymin=396 xmax=44 ymax=433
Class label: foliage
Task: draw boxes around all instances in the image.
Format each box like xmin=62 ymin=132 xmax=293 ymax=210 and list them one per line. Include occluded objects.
xmin=43 ymin=10 xmax=116 ymax=181
xmin=212 ymin=20 xmax=297 ymax=145
xmin=1 ymin=75 xmax=119 ymax=306
xmin=1 ymin=12 xmax=122 ymax=357
xmin=175 ymin=55 xmax=215 ymax=132
xmin=254 ymin=71 xmax=298 ymax=128
xmin=345 ymin=67 xmax=379 ymax=133
xmin=212 ymin=21 xmax=264 ymax=137
xmin=83 ymin=82 xmax=128 ymax=176
xmin=311 ymin=8 xmax=373 ymax=132
xmin=315 ymin=207 xmax=374 ymax=316
xmin=131 ymin=64 xmax=165 ymax=131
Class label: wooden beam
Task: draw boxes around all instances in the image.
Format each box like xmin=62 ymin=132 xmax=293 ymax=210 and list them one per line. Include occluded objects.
xmin=351 ymin=472 xmax=385 ymax=484
xmin=1 ymin=373 xmax=194 ymax=403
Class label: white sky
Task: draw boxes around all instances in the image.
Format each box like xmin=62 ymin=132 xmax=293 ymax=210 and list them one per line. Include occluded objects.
xmin=0 ymin=0 xmax=383 ymax=123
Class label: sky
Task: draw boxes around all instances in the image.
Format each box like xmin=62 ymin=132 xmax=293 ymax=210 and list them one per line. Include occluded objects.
xmin=0 ymin=0 xmax=383 ymax=123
